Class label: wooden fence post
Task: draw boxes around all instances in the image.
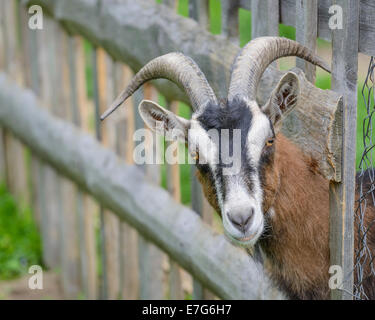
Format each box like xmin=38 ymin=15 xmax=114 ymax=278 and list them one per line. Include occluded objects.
xmin=2 ymin=0 xmax=28 ymax=205
xmin=251 ymin=0 xmax=279 ymax=39
xmin=137 ymin=83 xmax=168 ymax=300
xmin=221 ymin=0 xmax=240 ymax=43
xmin=53 ymin=26 xmax=82 ymax=299
xmin=0 ymin=1 xmax=5 ymax=183
xmin=189 ymin=0 xmax=216 ymax=300
xmin=94 ymin=48 xmax=122 ymax=300
xmin=68 ymin=36 xmax=98 ymax=300
xmin=296 ymin=0 xmax=318 ymax=83
xmin=329 ymin=0 xmax=359 ymax=300
xmin=116 ymin=64 xmax=140 ymax=300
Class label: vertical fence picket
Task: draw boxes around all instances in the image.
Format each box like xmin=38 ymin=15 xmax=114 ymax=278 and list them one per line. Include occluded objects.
xmin=163 ymin=0 xmax=185 ymax=300
xmin=189 ymin=0 xmax=216 ymax=300
xmin=95 ymin=48 xmax=122 ymax=300
xmin=221 ymin=0 xmax=239 ymax=42
xmin=68 ymin=36 xmax=98 ymax=300
xmin=3 ymin=0 xmax=28 ymax=204
xmin=115 ymin=64 xmax=139 ymax=300
xmin=91 ymin=46 xmax=109 ymax=299
xmin=30 ymin=17 xmax=60 ymax=270
xmin=251 ymin=0 xmax=279 ymax=39
xmin=165 ymin=100 xmax=184 ymax=299
xmin=135 ymin=83 xmax=167 ymax=300
xmin=295 ymin=0 xmax=318 ymax=83
xmin=329 ymin=0 xmax=359 ymax=300
xmin=189 ymin=0 xmax=209 ymax=31
xmin=18 ymin=3 xmax=43 ymax=228
xmin=0 ymin=2 xmax=5 ymax=183
xmin=54 ymin=27 xmax=81 ymax=299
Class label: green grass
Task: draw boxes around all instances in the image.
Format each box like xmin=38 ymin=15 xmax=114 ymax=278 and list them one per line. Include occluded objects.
xmin=0 ymin=183 xmax=42 ymax=280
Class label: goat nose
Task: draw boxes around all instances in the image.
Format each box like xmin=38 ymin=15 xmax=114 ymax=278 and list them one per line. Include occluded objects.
xmin=228 ymin=208 xmax=254 ymax=232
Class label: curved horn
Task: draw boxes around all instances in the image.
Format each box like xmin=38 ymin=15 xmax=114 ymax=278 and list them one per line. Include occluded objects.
xmin=228 ymin=37 xmax=331 ymax=102
xmin=100 ymin=52 xmax=217 ymax=120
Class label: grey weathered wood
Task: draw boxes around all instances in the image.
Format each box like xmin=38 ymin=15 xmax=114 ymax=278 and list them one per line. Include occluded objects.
xmin=189 ymin=0 xmax=209 ymax=31
xmin=56 ymin=28 xmax=81 ymax=299
xmin=136 ymin=83 xmax=167 ymax=300
xmin=2 ymin=0 xmax=28 ymax=203
xmin=162 ymin=0 xmax=185 ymax=300
xmin=295 ymin=0 xmax=318 ymax=83
xmin=99 ymin=51 xmax=122 ymax=300
xmin=92 ymin=46 xmax=109 ymax=299
xmin=329 ymin=0 xmax=359 ymax=300
xmin=165 ymin=101 xmax=184 ymax=300
xmin=0 ymin=72 xmax=285 ymax=300
xmin=251 ymin=0 xmax=279 ymax=39
xmin=359 ymin=0 xmax=375 ymax=57
xmin=221 ymin=0 xmax=240 ymax=42
xmin=68 ymin=35 xmax=98 ymax=300
xmin=0 ymin=2 xmax=5 ymax=183
xmin=31 ymin=18 xmax=60 ymax=265
xmin=189 ymin=0 xmax=216 ymax=300
xmin=113 ymin=64 xmax=139 ymax=300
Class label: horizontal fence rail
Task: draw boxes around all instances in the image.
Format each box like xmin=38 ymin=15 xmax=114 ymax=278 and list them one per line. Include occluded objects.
xmin=0 ymin=73 xmax=284 ymax=300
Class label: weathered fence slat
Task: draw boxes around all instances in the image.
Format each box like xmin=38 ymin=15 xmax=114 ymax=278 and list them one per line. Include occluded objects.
xmin=94 ymin=48 xmax=122 ymax=300
xmin=0 ymin=3 xmax=5 ymax=183
xmin=189 ymin=0 xmax=216 ymax=300
xmin=137 ymin=83 xmax=167 ymax=300
xmin=165 ymin=100 xmax=184 ymax=300
xmin=115 ymin=64 xmax=139 ymax=300
xmin=221 ymin=0 xmax=239 ymax=42
xmin=295 ymin=0 xmax=318 ymax=83
xmin=68 ymin=36 xmax=98 ymax=300
xmin=162 ymin=0 xmax=186 ymax=300
xmin=3 ymin=0 xmax=28 ymax=204
xmin=251 ymin=0 xmax=279 ymax=39
xmin=34 ymin=16 xmax=61 ymax=270
xmin=57 ymin=27 xmax=81 ymax=299
xmin=329 ymin=0 xmax=359 ymax=300
xmin=189 ymin=0 xmax=209 ymax=31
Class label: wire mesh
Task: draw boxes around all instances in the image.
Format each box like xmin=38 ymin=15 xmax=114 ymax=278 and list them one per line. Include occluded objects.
xmin=354 ymin=56 xmax=375 ymax=300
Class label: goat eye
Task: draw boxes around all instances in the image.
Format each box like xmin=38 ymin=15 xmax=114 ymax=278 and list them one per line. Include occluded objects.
xmin=191 ymin=151 xmax=199 ymax=161
xmin=266 ymin=139 xmax=274 ymax=147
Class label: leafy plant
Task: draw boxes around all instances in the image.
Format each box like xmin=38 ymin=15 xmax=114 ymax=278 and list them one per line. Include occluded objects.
xmin=0 ymin=183 xmax=42 ymax=280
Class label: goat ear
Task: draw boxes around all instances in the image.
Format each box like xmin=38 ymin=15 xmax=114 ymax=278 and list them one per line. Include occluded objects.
xmin=261 ymin=72 xmax=300 ymax=129
xmin=139 ymin=100 xmax=190 ymax=142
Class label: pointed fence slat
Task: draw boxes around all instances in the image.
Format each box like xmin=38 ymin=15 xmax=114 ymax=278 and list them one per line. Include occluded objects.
xmin=295 ymin=0 xmax=318 ymax=83
xmin=329 ymin=0 xmax=359 ymax=300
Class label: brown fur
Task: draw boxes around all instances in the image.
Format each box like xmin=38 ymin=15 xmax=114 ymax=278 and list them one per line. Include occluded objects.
xmin=197 ymin=133 xmax=375 ymax=299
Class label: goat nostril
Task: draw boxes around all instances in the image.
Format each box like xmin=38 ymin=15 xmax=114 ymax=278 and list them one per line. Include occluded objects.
xmin=228 ymin=210 xmax=254 ymax=232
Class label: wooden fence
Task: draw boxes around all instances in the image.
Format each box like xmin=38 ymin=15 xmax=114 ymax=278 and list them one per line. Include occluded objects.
xmin=0 ymin=0 xmax=373 ymax=300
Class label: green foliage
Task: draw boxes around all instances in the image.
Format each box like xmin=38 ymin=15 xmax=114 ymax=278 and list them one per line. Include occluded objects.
xmin=279 ymin=24 xmax=296 ymax=40
xmin=239 ymin=8 xmax=251 ymax=47
xmin=0 ymin=184 xmax=42 ymax=280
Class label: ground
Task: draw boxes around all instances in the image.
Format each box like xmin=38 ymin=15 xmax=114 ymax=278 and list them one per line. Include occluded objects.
xmin=0 ymin=272 xmax=63 ymax=300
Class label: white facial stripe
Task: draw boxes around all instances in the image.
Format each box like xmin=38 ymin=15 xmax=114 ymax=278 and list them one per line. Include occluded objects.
xmin=189 ymin=120 xmax=218 ymax=164
xmin=188 ymin=120 xmax=224 ymax=208
xmin=246 ymin=101 xmax=273 ymax=163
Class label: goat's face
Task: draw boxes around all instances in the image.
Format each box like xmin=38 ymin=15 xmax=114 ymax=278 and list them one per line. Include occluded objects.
xmin=138 ymin=72 xmax=300 ymax=247
xmin=102 ymin=37 xmax=328 ymax=248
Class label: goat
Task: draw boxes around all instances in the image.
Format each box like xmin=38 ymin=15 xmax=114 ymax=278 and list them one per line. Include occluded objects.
xmin=101 ymin=37 xmax=375 ymax=300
